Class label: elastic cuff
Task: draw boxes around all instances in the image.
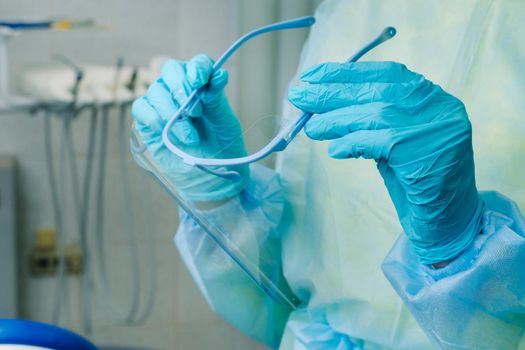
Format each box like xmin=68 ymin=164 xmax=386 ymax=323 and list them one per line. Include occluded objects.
xmin=179 ymin=163 xmax=284 ymax=230
xmin=181 ymin=164 xmax=251 ymax=203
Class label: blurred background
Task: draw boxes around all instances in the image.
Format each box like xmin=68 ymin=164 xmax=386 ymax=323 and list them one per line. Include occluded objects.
xmin=0 ymin=0 xmax=321 ymax=349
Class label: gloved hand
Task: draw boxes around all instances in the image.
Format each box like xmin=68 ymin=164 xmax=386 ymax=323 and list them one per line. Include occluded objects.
xmin=132 ymin=54 xmax=249 ymax=202
xmin=288 ymin=61 xmax=484 ymax=265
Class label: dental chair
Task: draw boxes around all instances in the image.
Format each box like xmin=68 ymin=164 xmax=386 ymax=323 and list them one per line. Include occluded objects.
xmin=0 ymin=319 xmax=98 ymax=350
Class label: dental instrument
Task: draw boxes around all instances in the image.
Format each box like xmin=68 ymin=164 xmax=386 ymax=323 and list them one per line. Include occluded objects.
xmin=37 ymin=56 xmax=156 ymax=331
xmin=89 ymin=58 xmax=157 ymax=327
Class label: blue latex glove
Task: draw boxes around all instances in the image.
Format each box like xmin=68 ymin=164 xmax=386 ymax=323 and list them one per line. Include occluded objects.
xmin=132 ymin=54 xmax=249 ymax=202
xmin=288 ymin=61 xmax=484 ymax=264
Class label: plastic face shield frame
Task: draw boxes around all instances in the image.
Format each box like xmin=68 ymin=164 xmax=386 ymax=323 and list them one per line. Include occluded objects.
xmin=129 ymin=18 xmax=398 ymax=310
xmin=131 ymin=17 xmax=396 ymax=180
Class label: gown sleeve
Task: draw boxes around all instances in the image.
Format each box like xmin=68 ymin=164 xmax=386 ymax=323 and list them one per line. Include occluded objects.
xmin=382 ymin=191 xmax=525 ymax=350
xmin=174 ymin=164 xmax=293 ymax=348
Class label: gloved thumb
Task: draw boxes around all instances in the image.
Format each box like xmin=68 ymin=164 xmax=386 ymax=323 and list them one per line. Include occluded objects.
xmin=186 ymin=54 xmax=228 ymax=107
xmin=186 ymin=54 xmax=214 ymax=90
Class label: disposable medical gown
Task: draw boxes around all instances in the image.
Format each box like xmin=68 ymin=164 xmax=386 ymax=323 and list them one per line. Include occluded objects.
xmin=174 ymin=0 xmax=525 ymax=348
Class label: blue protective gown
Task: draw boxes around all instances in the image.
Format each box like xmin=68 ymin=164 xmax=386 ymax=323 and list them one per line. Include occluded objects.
xmin=174 ymin=0 xmax=525 ymax=349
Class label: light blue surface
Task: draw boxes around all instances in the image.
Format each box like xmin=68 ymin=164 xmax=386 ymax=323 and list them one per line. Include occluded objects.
xmin=289 ymin=61 xmax=483 ymax=264
xmin=131 ymin=54 xmax=249 ymax=202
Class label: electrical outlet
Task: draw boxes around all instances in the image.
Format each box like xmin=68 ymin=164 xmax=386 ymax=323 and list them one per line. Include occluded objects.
xmin=30 ymin=249 xmax=59 ymax=276
xmin=64 ymin=244 xmax=83 ymax=275
xmin=29 ymin=229 xmax=83 ymax=276
xmin=30 ymin=228 xmax=58 ymax=276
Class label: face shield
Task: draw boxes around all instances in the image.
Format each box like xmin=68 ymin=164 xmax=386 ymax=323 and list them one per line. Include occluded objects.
xmin=129 ymin=17 xmax=397 ymax=313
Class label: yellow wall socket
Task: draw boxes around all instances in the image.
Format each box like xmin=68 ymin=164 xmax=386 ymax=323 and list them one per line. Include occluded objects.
xmin=30 ymin=228 xmax=83 ymax=276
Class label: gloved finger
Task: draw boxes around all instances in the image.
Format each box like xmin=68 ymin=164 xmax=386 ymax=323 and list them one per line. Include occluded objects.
xmin=288 ymin=80 xmax=427 ymax=114
xmin=305 ymin=103 xmax=394 ymax=140
xmin=144 ymin=81 xmax=199 ymax=145
xmin=159 ymin=59 xmax=187 ymax=94
xmin=145 ymin=79 xmax=178 ymax=119
xmin=171 ymin=119 xmax=200 ymax=146
xmin=186 ymin=54 xmax=218 ymax=117
xmin=200 ymin=69 xmax=229 ymax=104
xmin=300 ymin=61 xmax=421 ymax=84
xmin=186 ymin=54 xmax=214 ymax=90
xmin=132 ymin=96 xmax=162 ymax=134
xmin=159 ymin=59 xmax=203 ymax=118
xmin=209 ymin=69 xmax=228 ymax=90
xmin=327 ymin=129 xmax=392 ymax=160
xmin=133 ymin=96 xmax=199 ymax=146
